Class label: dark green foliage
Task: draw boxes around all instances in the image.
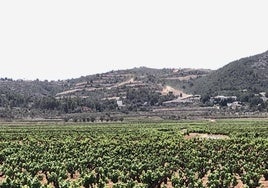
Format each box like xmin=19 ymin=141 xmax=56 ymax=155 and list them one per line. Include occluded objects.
xmin=189 ymin=51 xmax=268 ymax=96
xmin=126 ymin=88 xmax=162 ymax=107
xmin=0 ymin=66 xmax=208 ymax=119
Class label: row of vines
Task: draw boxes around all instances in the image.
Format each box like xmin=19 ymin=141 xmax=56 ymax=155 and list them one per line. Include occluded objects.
xmin=0 ymin=120 xmax=268 ymax=187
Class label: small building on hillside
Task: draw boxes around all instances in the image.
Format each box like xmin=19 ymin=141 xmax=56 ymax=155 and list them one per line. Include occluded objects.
xmin=227 ymin=101 xmax=242 ymax=110
xmin=117 ymin=100 xmax=125 ymax=107
xmin=260 ymin=92 xmax=268 ymax=102
xmin=210 ymin=96 xmax=237 ymax=104
xmin=213 ymin=96 xmax=237 ymax=101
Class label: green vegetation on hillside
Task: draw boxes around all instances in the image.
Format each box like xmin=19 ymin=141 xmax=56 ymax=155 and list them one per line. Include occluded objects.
xmin=188 ymin=51 xmax=268 ymax=96
xmin=0 ymin=67 xmax=210 ymax=120
xmin=1 ymin=49 xmax=268 ymax=121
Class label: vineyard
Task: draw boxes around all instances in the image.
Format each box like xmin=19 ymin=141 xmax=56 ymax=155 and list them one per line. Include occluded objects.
xmin=0 ymin=119 xmax=268 ymax=188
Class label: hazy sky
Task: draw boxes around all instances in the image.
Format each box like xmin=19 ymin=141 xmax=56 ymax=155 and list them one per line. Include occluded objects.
xmin=1 ymin=1 xmax=268 ymax=80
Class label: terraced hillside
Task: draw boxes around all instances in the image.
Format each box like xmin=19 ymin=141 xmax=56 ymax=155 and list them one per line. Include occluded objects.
xmin=57 ymin=67 xmax=210 ymax=100
xmin=0 ymin=67 xmax=210 ymax=119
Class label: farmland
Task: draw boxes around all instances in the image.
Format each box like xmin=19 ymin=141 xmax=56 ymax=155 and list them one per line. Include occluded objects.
xmin=1 ymin=119 xmax=268 ymax=187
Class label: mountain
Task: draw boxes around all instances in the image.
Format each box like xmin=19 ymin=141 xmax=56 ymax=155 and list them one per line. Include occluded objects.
xmin=0 ymin=78 xmax=64 ymax=97
xmin=0 ymin=67 xmax=210 ymax=119
xmin=2 ymin=49 xmax=268 ymax=120
xmin=56 ymin=67 xmax=210 ymax=99
xmin=187 ymin=51 xmax=268 ymax=96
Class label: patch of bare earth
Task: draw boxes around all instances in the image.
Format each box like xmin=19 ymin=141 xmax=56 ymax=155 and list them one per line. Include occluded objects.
xmin=67 ymin=171 xmax=80 ymax=181
xmin=164 ymin=75 xmax=198 ymax=81
xmin=37 ymin=172 xmax=48 ymax=186
xmin=161 ymin=85 xmax=190 ymax=97
xmin=56 ymin=89 xmax=83 ymax=96
xmin=260 ymin=177 xmax=268 ymax=188
xmin=107 ymin=180 xmax=113 ymax=188
xmin=0 ymin=176 xmax=4 ymax=184
xmin=202 ymin=173 xmax=268 ymax=188
xmin=184 ymin=133 xmax=230 ymax=140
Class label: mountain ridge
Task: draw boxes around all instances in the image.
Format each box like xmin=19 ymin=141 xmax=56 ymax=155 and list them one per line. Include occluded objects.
xmin=187 ymin=50 xmax=268 ymax=96
xmin=1 ymin=51 xmax=268 ymax=120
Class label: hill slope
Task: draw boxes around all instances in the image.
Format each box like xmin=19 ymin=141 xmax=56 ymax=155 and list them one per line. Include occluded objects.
xmin=0 ymin=67 xmax=210 ymax=119
xmin=188 ymin=51 xmax=268 ymax=96
xmin=56 ymin=67 xmax=210 ymax=99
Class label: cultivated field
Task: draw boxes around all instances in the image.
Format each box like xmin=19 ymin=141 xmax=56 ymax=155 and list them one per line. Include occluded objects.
xmin=0 ymin=119 xmax=268 ymax=187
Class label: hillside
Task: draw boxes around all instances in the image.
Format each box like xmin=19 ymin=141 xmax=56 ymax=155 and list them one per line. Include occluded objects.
xmin=0 ymin=79 xmax=64 ymax=97
xmin=187 ymin=51 xmax=268 ymax=96
xmin=2 ymin=49 xmax=268 ymax=121
xmin=0 ymin=67 xmax=210 ymax=119
xmin=57 ymin=67 xmax=210 ymax=99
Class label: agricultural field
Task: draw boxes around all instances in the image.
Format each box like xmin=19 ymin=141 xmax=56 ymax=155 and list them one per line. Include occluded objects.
xmin=0 ymin=119 xmax=268 ymax=188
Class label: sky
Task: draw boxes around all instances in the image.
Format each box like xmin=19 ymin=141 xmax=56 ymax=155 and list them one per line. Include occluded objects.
xmin=0 ymin=0 xmax=268 ymax=81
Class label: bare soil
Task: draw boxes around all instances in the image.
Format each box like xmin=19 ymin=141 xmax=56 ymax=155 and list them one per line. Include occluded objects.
xmin=161 ymin=85 xmax=190 ymax=97
xmin=184 ymin=133 xmax=230 ymax=140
